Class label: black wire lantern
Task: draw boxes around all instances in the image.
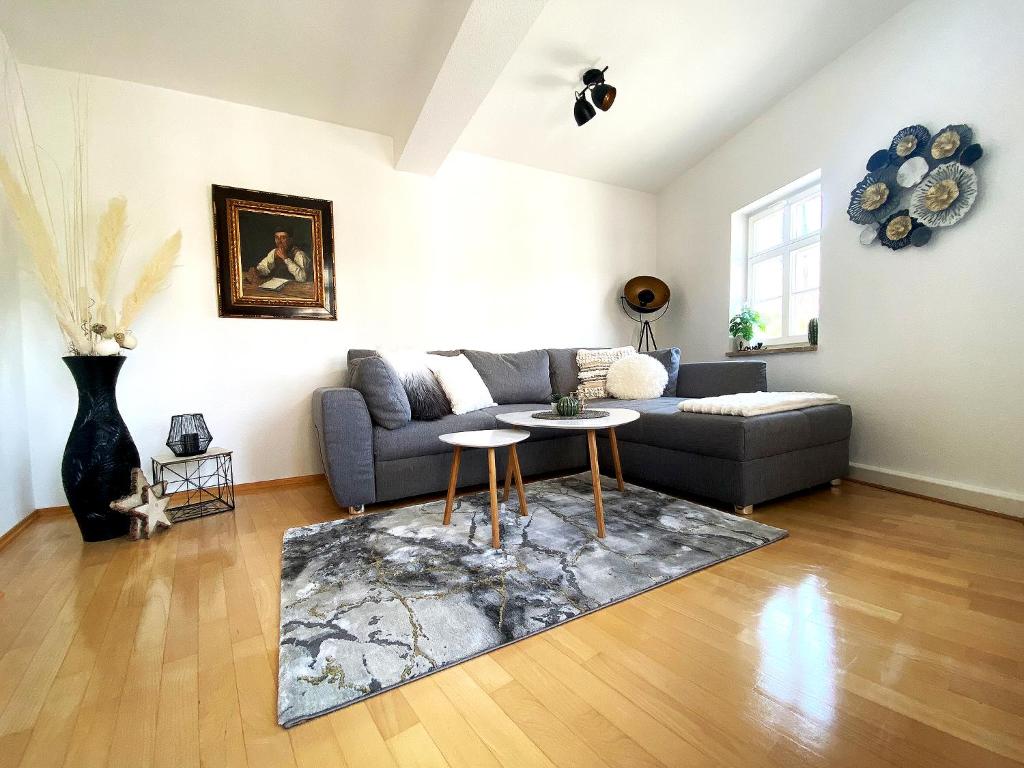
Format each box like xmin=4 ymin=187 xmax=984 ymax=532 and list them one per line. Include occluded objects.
xmin=166 ymin=413 xmax=212 ymax=457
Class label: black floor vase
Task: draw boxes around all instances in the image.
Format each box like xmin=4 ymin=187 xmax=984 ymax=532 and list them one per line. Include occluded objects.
xmin=62 ymin=355 xmax=140 ymax=542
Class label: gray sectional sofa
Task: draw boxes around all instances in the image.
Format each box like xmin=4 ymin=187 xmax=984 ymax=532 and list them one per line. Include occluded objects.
xmin=313 ymin=347 xmax=851 ymax=515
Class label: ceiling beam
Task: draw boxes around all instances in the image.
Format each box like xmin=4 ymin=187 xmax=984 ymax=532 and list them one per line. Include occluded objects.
xmin=394 ymin=0 xmax=546 ymax=175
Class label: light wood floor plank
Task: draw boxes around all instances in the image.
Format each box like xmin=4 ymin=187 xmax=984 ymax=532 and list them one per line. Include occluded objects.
xmin=0 ymin=561 xmax=109 ymax=736
xmin=386 ymin=722 xmax=451 ymax=768
xmin=432 ymin=666 xmax=557 ymax=768
xmin=523 ymin=637 xmax=715 ymax=767
xmin=491 ymin=643 xmax=663 ymax=768
xmin=489 ymin=680 xmax=614 ymax=768
xmin=15 ymin=669 xmax=90 ymax=768
xmin=365 ymin=688 xmax=420 ymax=740
xmin=154 ymin=654 xmax=200 ymax=768
xmin=197 ymin=618 xmax=248 ymax=768
xmin=287 ymin=716 xmax=348 ymax=768
xmin=232 ymin=635 xmax=296 ymax=768
xmin=329 ymin=704 xmax=398 ymax=768
xmin=58 ymin=545 xmax=156 ymax=768
xmin=399 ymin=678 xmax=503 ymax=768
xmin=105 ymin=531 xmax=179 ymax=768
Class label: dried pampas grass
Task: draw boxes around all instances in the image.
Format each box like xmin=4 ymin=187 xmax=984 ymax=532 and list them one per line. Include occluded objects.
xmin=119 ymin=231 xmax=181 ymax=328
xmin=0 ymin=154 xmax=88 ymax=350
xmin=2 ymin=36 xmax=181 ymax=354
xmin=92 ymin=195 xmax=127 ymax=324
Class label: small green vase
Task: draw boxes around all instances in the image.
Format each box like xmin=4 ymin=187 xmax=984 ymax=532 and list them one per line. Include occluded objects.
xmin=556 ymin=395 xmax=580 ymax=417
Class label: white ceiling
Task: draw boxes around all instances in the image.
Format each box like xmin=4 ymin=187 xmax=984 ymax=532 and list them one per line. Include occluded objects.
xmin=458 ymin=0 xmax=912 ymax=191
xmin=0 ymin=0 xmax=474 ymax=140
xmin=1 ymin=0 xmax=911 ymax=192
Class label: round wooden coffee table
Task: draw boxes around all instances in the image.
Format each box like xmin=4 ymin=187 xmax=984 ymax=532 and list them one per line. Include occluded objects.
xmin=438 ymin=429 xmax=530 ymax=549
xmin=495 ymin=408 xmax=640 ymax=538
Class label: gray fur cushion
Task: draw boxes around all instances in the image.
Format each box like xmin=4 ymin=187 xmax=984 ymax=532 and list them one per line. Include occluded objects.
xmin=379 ymin=351 xmax=452 ymax=421
xmin=349 ymin=356 xmax=412 ymax=429
xmin=644 ymin=347 xmax=681 ymax=397
xmin=463 ymin=349 xmax=552 ymax=404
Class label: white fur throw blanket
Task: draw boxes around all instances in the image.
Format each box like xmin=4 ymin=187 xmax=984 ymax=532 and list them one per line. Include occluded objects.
xmin=678 ymin=391 xmax=839 ymax=416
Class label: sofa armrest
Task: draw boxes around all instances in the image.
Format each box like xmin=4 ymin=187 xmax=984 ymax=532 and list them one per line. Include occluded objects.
xmin=312 ymin=387 xmax=376 ymax=508
xmin=676 ymin=361 xmax=767 ymax=398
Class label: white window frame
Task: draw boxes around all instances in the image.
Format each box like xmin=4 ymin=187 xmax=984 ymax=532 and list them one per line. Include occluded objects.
xmin=743 ymin=180 xmax=821 ymax=346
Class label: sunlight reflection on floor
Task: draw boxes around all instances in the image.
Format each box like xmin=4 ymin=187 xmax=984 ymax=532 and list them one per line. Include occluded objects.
xmin=756 ymin=574 xmax=839 ymax=748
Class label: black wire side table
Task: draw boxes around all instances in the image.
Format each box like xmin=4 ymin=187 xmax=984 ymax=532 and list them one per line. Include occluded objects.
xmin=151 ymin=447 xmax=235 ymax=522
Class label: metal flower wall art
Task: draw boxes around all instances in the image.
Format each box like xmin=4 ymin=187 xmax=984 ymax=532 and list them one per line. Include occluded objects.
xmin=848 ymin=122 xmax=984 ymax=250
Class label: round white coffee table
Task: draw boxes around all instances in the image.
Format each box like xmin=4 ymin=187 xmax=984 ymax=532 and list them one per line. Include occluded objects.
xmin=438 ymin=429 xmax=530 ymax=549
xmin=495 ymin=408 xmax=640 ymax=538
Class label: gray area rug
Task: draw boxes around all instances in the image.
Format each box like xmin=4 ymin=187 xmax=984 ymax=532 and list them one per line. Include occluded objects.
xmin=277 ymin=472 xmax=787 ymax=727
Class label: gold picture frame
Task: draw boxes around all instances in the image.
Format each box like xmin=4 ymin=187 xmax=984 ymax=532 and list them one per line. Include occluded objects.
xmin=212 ymin=185 xmax=336 ymax=320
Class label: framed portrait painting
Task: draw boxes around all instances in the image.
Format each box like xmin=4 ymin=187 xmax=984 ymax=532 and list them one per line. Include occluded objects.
xmin=212 ymin=185 xmax=336 ymax=320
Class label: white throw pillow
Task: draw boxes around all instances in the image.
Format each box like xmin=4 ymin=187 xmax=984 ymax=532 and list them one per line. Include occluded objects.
xmin=606 ymin=354 xmax=669 ymax=400
xmin=576 ymin=346 xmax=636 ymax=399
xmin=425 ymin=354 xmax=497 ymax=415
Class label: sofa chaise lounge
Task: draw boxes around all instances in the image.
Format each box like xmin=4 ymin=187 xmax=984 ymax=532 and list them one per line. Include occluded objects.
xmin=313 ymin=347 xmax=852 ymax=516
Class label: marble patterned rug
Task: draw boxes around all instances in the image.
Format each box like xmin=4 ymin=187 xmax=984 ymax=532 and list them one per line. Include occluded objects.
xmin=277 ymin=472 xmax=786 ymax=727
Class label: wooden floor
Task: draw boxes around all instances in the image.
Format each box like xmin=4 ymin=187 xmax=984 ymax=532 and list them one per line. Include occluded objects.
xmin=0 ymin=478 xmax=1022 ymax=768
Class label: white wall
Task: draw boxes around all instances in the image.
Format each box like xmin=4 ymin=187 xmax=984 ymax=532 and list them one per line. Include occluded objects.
xmin=0 ymin=209 xmax=35 ymax=533
xmin=15 ymin=66 xmax=656 ymax=511
xmin=657 ymin=0 xmax=1024 ymax=515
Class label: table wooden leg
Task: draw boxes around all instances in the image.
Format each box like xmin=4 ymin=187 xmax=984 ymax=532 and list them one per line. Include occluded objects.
xmin=608 ymin=426 xmax=625 ymax=492
xmin=509 ymin=444 xmax=528 ymax=517
xmin=487 ymin=447 xmax=501 ymax=549
xmin=586 ymin=429 xmax=606 ymax=538
xmin=443 ymin=446 xmax=461 ymax=526
xmin=502 ymin=457 xmax=513 ymax=502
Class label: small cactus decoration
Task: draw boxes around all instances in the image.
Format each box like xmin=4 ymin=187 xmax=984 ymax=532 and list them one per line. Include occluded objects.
xmin=808 ymin=317 xmax=819 ymax=345
xmin=556 ymin=394 xmax=580 ymax=417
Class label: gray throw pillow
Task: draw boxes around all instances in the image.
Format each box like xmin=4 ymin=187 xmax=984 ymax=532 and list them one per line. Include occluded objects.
xmin=464 ymin=349 xmax=552 ymax=404
xmin=546 ymin=347 xmax=590 ymax=398
xmin=349 ymin=356 xmax=412 ymax=429
xmin=643 ymin=347 xmax=681 ymax=396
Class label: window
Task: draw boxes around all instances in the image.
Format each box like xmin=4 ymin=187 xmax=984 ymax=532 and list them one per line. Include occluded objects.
xmin=742 ymin=179 xmax=821 ymax=344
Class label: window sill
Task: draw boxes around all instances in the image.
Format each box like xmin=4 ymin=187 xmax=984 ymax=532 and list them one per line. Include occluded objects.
xmin=725 ymin=343 xmax=817 ymax=358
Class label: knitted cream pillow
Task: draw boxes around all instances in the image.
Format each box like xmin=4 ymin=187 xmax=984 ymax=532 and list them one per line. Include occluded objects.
xmin=576 ymin=346 xmax=635 ymax=399
xmin=606 ymin=354 xmax=669 ymax=400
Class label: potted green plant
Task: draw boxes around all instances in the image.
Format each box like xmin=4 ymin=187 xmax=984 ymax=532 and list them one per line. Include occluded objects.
xmin=728 ymin=307 xmax=766 ymax=351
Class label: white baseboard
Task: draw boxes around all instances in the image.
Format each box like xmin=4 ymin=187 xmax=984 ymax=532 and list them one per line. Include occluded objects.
xmin=848 ymin=463 xmax=1024 ymax=519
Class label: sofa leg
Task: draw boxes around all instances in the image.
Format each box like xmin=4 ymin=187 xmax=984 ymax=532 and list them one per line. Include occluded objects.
xmin=830 ymin=478 xmax=842 ymax=487
xmin=346 ymin=505 xmax=365 ymax=516
xmin=734 ymin=505 xmax=754 ymax=516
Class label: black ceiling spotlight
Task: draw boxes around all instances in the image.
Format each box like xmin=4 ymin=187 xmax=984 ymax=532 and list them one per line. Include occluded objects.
xmin=574 ymin=90 xmax=596 ymax=126
xmin=573 ymin=65 xmax=616 ymax=126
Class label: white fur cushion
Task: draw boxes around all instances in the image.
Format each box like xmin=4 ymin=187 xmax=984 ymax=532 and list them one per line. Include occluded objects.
xmin=425 ymin=354 xmax=497 ymax=415
xmin=606 ymin=354 xmax=669 ymax=400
